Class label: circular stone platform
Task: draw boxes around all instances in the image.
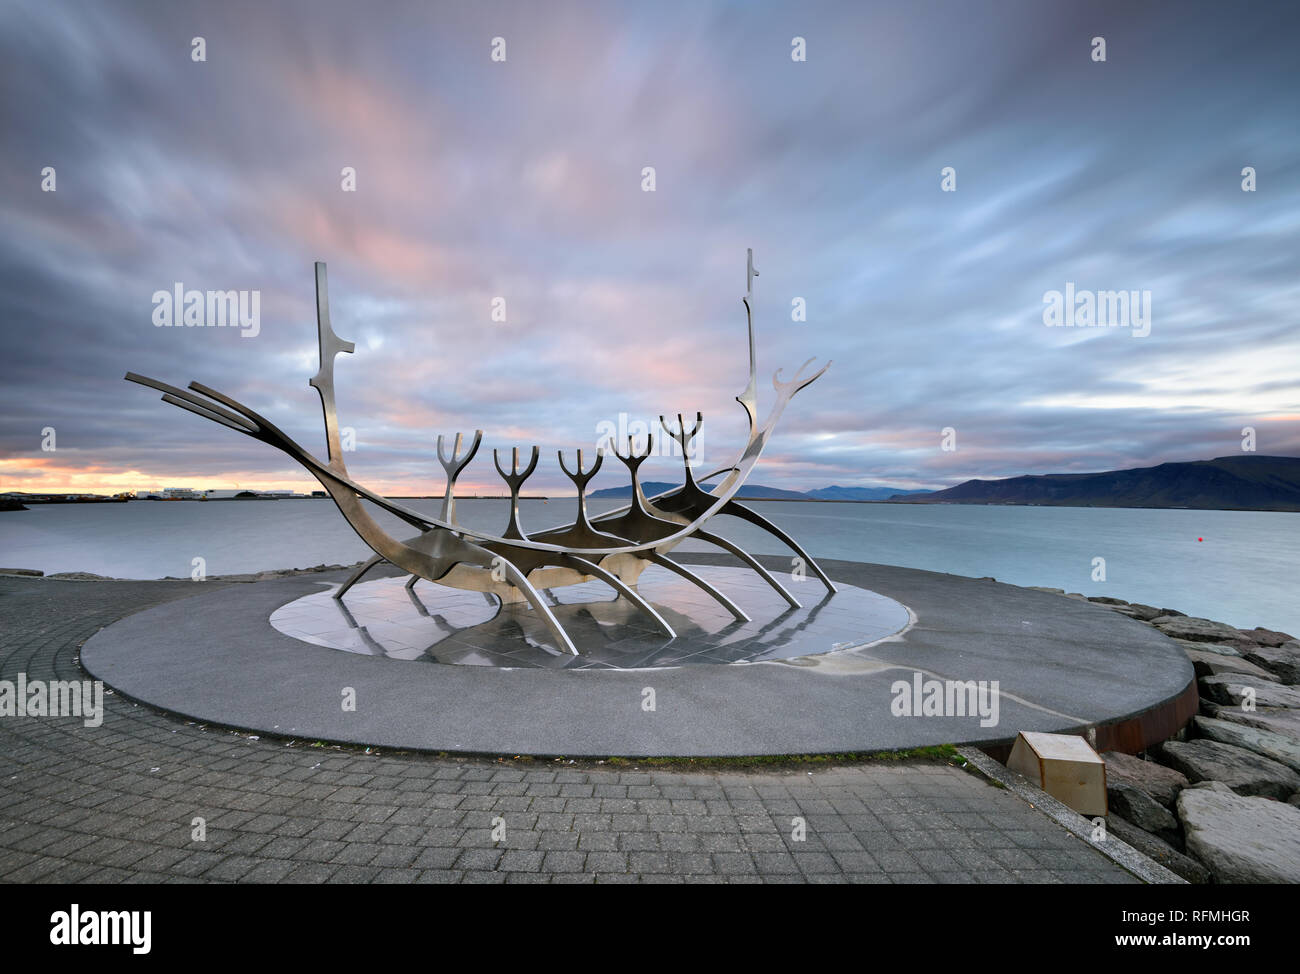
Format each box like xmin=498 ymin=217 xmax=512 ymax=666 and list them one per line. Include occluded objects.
xmin=80 ymin=555 xmax=1197 ymax=757
xmin=268 ymin=565 xmax=912 ymax=668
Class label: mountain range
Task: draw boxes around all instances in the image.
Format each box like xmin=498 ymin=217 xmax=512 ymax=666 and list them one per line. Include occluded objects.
xmin=589 ymin=482 xmax=933 ymax=501
xmin=588 ymin=456 xmax=1300 ymax=511
xmin=891 ymin=455 xmax=1300 ymax=511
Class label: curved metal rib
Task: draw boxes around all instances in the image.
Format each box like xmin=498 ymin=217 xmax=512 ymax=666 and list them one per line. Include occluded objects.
xmin=693 ymin=528 xmax=801 ymax=609
xmin=560 ymin=554 xmax=676 ymax=639
xmin=494 ymin=553 xmax=579 ymax=655
xmin=334 ymin=553 xmax=385 ymax=601
xmin=647 ymin=552 xmax=750 ymax=623
xmin=720 ymin=500 xmax=838 ymax=594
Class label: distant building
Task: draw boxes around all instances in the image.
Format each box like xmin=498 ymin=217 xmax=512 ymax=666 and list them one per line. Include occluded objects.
xmin=160 ymin=487 xmax=203 ymax=500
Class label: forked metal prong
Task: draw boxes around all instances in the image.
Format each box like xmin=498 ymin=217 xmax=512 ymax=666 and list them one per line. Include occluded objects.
xmin=557 ymin=447 xmax=603 ymax=483
xmin=437 ymin=430 xmax=483 ymax=475
xmin=609 ymin=434 xmax=652 ymax=464
xmin=659 ymin=411 xmax=703 ymax=450
xmin=493 ymin=446 xmax=513 ymax=480
xmin=773 ymin=358 xmax=831 ymax=398
xmin=494 ymin=444 xmax=540 ymax=484
xmin=436 ymin=433 xmax=459 ymax=468
xmin=493 ymin=445 xmax=540 ymax=541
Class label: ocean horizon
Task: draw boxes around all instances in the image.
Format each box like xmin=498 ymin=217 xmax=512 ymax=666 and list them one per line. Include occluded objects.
xmin=4 ymin=497 xmax=1296 ymax=636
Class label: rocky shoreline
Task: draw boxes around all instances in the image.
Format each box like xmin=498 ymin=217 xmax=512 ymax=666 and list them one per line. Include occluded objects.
xmin=1028 ymin=587 xmax=1300 ymax=884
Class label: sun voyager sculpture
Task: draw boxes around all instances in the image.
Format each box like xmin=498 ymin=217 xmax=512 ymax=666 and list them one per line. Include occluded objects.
xmin=126 ymin=250 xmax=836 ymax=655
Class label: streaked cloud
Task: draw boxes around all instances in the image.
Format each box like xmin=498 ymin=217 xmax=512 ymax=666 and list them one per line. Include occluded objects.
xmin=1 ymin=0 xmax=1297 ymax=496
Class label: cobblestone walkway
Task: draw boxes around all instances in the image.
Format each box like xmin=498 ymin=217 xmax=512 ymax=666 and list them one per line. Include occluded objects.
xmin=0 ymin=578 xmax=1137 ymax=883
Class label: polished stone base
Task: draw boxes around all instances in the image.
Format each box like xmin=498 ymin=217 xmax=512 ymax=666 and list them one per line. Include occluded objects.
xmin=80 ymin=555 xmax=1196 ymax=757
xmin=269 ymin=566 xmax=911 ymax=668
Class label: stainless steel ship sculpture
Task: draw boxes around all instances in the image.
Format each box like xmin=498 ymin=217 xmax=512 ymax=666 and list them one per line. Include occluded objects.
xmin=126 ymin=250 xmax=836 ymax=654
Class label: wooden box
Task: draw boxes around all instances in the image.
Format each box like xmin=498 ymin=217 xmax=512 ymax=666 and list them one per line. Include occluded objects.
xmin=1006 ymin=731 xmax=1108 ymax=816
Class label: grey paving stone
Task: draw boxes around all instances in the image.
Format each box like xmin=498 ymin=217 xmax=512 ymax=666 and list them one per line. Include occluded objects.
xmin=281 ymin=862 xmax=341 ymax=883
xmin=541 ymin=851 xmax=587 ymax=872
xmin=584 ymin=851 xmax=629 ymax=874
xmin=415 ymin=869 xmax=464 ymax=883
xmin=498 ymin=850 xmax=545 ymax=872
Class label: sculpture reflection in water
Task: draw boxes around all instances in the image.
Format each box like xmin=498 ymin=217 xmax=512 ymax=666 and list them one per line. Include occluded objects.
xmin=126 ymin=250 xmax=836 ymax=655
xmin=264 ymin=566 xmax=903 ymax=669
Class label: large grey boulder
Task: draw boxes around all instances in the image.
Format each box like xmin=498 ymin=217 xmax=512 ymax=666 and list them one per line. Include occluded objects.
xmin=1157 ymin=739 xmax=1300 ymax=799
xmin=1204 ymin=702 xmax=1300 ymax=739
xmin=1243 ymin=642 xmax=1300 ymax=684
xmin=1107 ymin=782 xmax=1181 ymax=845
xmin=1171 ymin=638 xmax=1240 ymax=658
xmin=1151 ymin=616 xmax=1245 ymax=643
xmin=1105 ymin=602 xmax=1163 ymax=621
xmin=1101 ymin=750 xmax=1189 ymax=808
xmin=1178 ymin=781 xmax=1300 ymax=883
xmin=1183 ymin=649 xmax=1278 ymax=682
xmin=1242 ymin=628 xmax=1297 ymax=648
xmin=1125 ymin=603 xmax=1164 ymax=622
xmin=1108 ymin=605 xmax=1150 ymax=620
xmin=1193 ymin=716 xmax=1300 ymax=775
xmin=1198 ymin=675 xmax=1300 ymax=709
xmin=1104 ymin=813 xmax=1208 ymax=884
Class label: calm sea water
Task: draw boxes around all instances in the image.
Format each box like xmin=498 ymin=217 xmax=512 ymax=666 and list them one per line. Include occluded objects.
xmin=3 ymin=498 xmax=1297 ymax=634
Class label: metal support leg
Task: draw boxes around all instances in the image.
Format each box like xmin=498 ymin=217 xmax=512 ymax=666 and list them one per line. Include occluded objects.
xmin=694 ymin=529 xmax=801 ymax=609
xmin=722 ymin=501 xmax=837 ymax=594
xmin=496 ymin=556 xmax=579 ymax=655
xmin=333 ymin=553 xmax=386 ymax=600
xmin=562 ymin=554 xmax=676 ymax=639
xmin=648 ymin=552 xmax=751 ymax=623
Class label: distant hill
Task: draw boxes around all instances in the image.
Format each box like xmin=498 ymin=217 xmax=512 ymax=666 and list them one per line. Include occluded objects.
xmin=590 ymin=481 xmax=931 ymax=501
xmin=807 ymin=485 xmax=934 ymax=501
xmin=731 ymin=484 xmax=808 ymax=500
xmin=893 ymin=455 xmax=1300 ymax=511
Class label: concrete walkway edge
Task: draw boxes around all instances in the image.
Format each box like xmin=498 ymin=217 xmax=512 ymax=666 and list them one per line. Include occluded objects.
xmin=958 ymin=746 xmax=1183 ymax=884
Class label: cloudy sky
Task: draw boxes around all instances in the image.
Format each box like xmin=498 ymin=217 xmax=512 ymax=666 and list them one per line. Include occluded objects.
xmin=1 ymin=0 xmax=1297 ymax=496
